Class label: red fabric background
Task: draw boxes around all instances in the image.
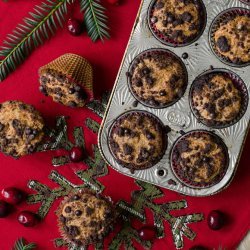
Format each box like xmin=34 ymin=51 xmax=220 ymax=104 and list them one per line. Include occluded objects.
xmin=0 ymin=1 xmax=249 ymax=250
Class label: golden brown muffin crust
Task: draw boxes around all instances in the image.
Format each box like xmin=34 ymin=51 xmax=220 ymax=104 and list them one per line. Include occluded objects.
xmin=0 ymin=101 xmax=44 ymax=158
xmin=129 ymin=50 xmax=187 ymax=107
xmin=214 ymin=15 xmax=250 ymax=64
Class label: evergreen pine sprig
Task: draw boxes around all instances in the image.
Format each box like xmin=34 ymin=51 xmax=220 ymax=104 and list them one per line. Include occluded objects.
xmin=13 ymin=238 xmax=37 ymax=250
xmin=0 ymin=0 xmax=75 ymax=82
xmin=80 ymin=0 xmax=110 ymax=42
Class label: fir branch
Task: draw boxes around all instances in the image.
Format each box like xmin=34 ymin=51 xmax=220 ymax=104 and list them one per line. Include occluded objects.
xmin=0 ymin=0 xmax=75 ymax=82
xmin=80 ymin=0 xmax=110 ymax=42
xmin=13 ymin=238 xmax=37 ymax=250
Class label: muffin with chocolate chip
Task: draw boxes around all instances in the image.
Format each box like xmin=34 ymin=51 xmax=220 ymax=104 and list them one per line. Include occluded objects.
xmin=171 ymin=131 xmax=229 ymax=188
xmin=128 ymin=49 xmax=188 ymax=108
xmin=190 ymin=71 xmax=248 ymax=128
xmin=0 ymin=101 xmax=45 ymax=158
xmin=57 ymin=189 xmax=116 ymax=246
xmin=149 ymin=0 xmax=206 ymax=46
xmin=109 ymin=111 xmax=168 ymax=172
xmin=211 ymin=11 xmax=250 ymax=65
xmin=39 ymin=53 xmax=94 ymax=107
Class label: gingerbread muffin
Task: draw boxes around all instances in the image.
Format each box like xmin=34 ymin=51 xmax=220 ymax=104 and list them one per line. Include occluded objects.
xmin=211 ymin=11 xmax=250 ymax=65
xmin=148 ymin=0 xmax=206 ymax=46
xmin=171 ymin=131 xmax=229 ymax=188
xmin=128 ymin=49 xmax=188 ymax=108
xmin=109 ymin=111 xmax=168 ymax=172
xmin=190 ymin=71 xmax=248 ymax=128
xmin=57 ymin=190 xmax=116 ymax=246
xmin=0 ymin=101 xmax=44 ymax=158
xmin=39 ymin=53 xmax=94 ymax=108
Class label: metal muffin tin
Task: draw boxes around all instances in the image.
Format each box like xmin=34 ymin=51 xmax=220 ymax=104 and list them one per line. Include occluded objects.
xmin=98 ymin=0 xmax=250 ymax=196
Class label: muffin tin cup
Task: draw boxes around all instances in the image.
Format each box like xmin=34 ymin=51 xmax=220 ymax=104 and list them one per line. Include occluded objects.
xmin=240 ymin=0 xmax=250 ymax=6
xmin=209 ymin=7 xmax=250 ymax=68
xmin=189 ymin=68 xmax=249 ymax=129
xmin=147 ymin=0 xmax=207 ymax=47
xmin=170 ymin=130 xmax=229 ymax=189
xmin=108 ymin=110 xmax=168 ymax=172
xmin=127 ymin=48 xmax=188 ymax=109
xmin=98 ymin=0 xmax=250 ymax=197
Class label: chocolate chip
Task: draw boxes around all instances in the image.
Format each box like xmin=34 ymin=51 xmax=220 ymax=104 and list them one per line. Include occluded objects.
xmin=39 ymin=85 xmax=48 ymax=96
xmin=181 ymin=12 xmax=193 ymax=22
xmin=216 ymin=36 xmax=230 ymax=52
xmin=73 ymin=195 xmax=80 ymax=200
xmin=166 ymin=12 xmax=175 ymax=23
xmin=155 ymin=1 xmax=164 ymax=9
xmin=75 ymin=210 xmax=82 ymax=216
xmin=173 ymin=19 xmax=184 ymax=27
xmin=135 ymin=79 xmax=143 ymax=87
xmin=146 ymin=77 xmax=154 ymax=85
xmin=159 ymin=90 xmax=167 ymax=96
xmin=123 ymin=144 xmax=133 ymax=155
xmin=151 ymin=16 xmax=158 ymax=23
xmin=68 ymin=226 xmax=79 ymax=237
xmin=86 ymin=207 xmax=94 ymax=216
xmin=117 ymin=127 xmax=125 ymax=137
xmin=177 ymin=140 xmax=190 ymax=153
xmin=142 ymin=67 xmax=150 ymax=76
xmin=145 ymin=130 xmax=155 ymax=140
xmin=204 ymin=143 xmax=212 ymax=154
xmin=0 ymin=123 xmax=4 ymax=132
xmin=123 ymin=128 xmax=131 ymax=136
xmin=68 ymin=101 xmax=77 ymax=107
xmin=68 ymin=88 xmax=75 ymax=94
xmin=148 ymin=98 xmax=159 ymax=106
xmin=182 ymin=52 xmax=188 ymax=59
xmin=65 ymin=206 xmax=71 ymax=213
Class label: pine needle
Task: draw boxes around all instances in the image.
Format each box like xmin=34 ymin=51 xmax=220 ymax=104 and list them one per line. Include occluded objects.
xmin=80 ymin=0 xmax=110 ymax=42
xmin=0 ymin=0 xmax=75 ymax=82
xmin=13 ymin=238 xmax=36 ymax=250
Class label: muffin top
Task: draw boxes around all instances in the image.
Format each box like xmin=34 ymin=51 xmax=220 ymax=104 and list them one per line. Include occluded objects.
xmin=191 ymin=73 xmax=243 ymax=127
xmin=214 ymin=15 xmax=250 ymax=64
xmin=0 ymin=101 xmax=44 ymax=158
xmin=39 ymin=68 xmax=88 ymax=108
xmin=171 ymin=132 xmax=228 ymax=187
xmin=109 ymin=112 xmax=167 ymax=172
xmin=57 ymin=190 xmax=115 ymax=246
xmin=150 ymin=0 xmax=205 ymax=44
xmin=129 ymin=50 xmax=187 ymax=107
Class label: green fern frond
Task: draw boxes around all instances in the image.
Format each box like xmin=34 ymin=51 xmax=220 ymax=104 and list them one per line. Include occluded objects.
xmin=0 ymin=0 xmax=75 ymax=82
xmin=80 ymin=0 xmax=110 ymax=42
xmin=13 ymin=238 xmax=36 ymax=250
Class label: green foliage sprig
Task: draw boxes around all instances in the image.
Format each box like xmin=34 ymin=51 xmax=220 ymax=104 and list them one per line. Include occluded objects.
xmin=13 ymin=238 xmax=36 ymax=250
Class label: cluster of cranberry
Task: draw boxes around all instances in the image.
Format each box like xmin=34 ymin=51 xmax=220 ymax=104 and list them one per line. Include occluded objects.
xmin=0 ymin=187 xmax=38 ymax=227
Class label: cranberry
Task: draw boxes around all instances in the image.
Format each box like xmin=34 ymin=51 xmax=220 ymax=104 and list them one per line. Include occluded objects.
xmin=17 ymin=211 xmax=38 ymax=227
xmin=69 ymin=147 xmax=85 ymax=162
xmin=0 ymin=201 xmax=11 ymax=218
xmin=107 ymin=0 xmax=119 ymax=5
xmin=1 ymin=187 xmax=25 ymax=205
xmin=67 ymin=18 xmax=83 ymax=36
xmin=138 ymin=226 xmax=156 ymax=241
xmin=207 ymin=210 xmax=224 ymax=230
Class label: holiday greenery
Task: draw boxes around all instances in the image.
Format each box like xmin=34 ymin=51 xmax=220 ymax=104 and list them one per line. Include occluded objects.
xmin=0 ymin=0 xmax=109 ymax=81
xmin=26 ymin=94 xmax=204 ymax=249
xmin=13 ymin=238 xmax=36 ymax=250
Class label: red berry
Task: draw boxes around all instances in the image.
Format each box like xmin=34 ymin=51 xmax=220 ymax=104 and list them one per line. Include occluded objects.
xmin=107 ymin=0 xmax=119 ymax=5
xmin=207 ymin=210 xmax=224 ymax=230
xmin=0 ymin=201 xmax=11 ymax=218
xmin=69 ymin=147 xmax=85 ymax=162
xmin=138 ymin=226 xmax=156 ymax=241
xmin=1 ymin=187 xmax=25 ymax=205
xmin=18 ymin=211 xmax=38 ymax=227
xmin=67 ymin=18 xmax=83 ymax=36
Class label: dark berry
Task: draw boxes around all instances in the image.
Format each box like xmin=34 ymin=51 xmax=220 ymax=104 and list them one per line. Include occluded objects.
xmin=207 ymin=210 xmax=224 ymax=230
xmin=1 ymin=187 xmax=25 ymax=205
xmin=0 ymin=201 xmax=11 ymax=218
xmin=216 ymin=36 xmax=230 ymax=52
xmin=67 ymin=18 xmax=83 ymax=36
xmin=69 ymin=147 xmax=85 ymax=162
xmin=138 ymin=226 xmax=156 ymax=241
xmin=17 ymin=211 xmax=38 ymax=227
